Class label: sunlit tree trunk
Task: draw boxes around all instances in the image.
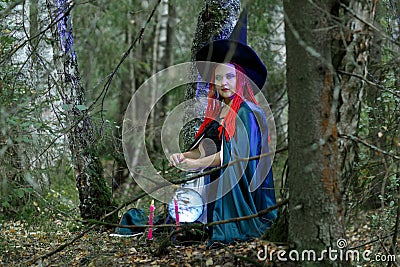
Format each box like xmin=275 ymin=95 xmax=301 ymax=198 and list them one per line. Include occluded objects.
xmin=148 ymin=0 xmax=171 ymax=153
xmin=165 ymin=1 xmax=175 ymax=68
xmin=284 ymin=1 xmax=347 ymax=265
xmin=50 ymin=0 xmax=115 ymax=220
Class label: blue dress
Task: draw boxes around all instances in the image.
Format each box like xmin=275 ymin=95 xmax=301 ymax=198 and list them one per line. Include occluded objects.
xmin=191 ymin=101 xmax=277 ymax=244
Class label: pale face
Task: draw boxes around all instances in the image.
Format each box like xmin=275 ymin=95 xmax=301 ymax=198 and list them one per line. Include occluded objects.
xmin=214 ymin=63 xmax=237 ymax=103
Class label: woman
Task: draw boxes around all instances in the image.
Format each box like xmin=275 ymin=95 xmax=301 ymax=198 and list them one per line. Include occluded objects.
xmin=170 ymin=9 xmax=277 ymax=245
xmin=170 ymin=61 xmax=277 ymax=245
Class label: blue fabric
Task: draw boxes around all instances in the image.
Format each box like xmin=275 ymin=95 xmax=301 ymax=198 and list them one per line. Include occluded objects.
xmin=208 ymin=101 xmax=277 ymax=244
xmin=114 ymin=208 xmax=163 ymax=235
xmin=114 ymin=208 xmax=147 ymax=235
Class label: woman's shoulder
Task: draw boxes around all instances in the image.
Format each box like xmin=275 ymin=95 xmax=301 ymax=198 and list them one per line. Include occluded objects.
xmin=238 ymin=101 xmax=264 ymax=118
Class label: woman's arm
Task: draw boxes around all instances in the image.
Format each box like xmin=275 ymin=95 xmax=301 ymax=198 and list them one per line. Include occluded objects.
xmin=169 ymin=148 xmax=201 ymax=166
xmin=170 ymin=137 xmax=221 ymax=169
xmin=183 ymin=149 xmax=201 ymax=159
xmin=180 ymin=151 xmax=221 ymax=171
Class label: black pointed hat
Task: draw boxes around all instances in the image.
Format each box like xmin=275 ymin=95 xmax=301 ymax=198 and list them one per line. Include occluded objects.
xmin=196 ymin=9 xmax=268 ymax=90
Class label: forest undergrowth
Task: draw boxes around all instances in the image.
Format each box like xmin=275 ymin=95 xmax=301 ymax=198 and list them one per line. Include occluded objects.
xmin=0 ymin=200 xmax=394 ymax=266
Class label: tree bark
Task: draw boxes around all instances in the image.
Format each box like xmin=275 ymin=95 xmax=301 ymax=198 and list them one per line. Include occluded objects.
xmin=182 ymin=0 xmax=241 ymax=149
xmin=29 ymin=0 xmax=39 ymax=71
xmin=50 ymin=0 xmax=115 ymax=220
xmin=284 ymin=0 xmax=346 ymax=265
xmin=334 ymin=0 xmax=376 ymax=208
xmin=147 ymin=0 xmax=171 ymax=154
xmin=357 ymin=1 xmax=384 ymax=209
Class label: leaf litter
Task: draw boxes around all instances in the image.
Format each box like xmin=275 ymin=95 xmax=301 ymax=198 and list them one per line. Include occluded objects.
xmin=1 ymin=208 xmax=396 ymax=266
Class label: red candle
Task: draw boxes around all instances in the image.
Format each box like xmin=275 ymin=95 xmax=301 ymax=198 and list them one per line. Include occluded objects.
xmin=147 ymin=199 xmax=155 ymax=240
xmin=174 ymin=195 xmax=180 ymax=230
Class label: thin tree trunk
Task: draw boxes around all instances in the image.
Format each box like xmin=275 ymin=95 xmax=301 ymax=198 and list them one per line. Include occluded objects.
xmin=156 ymin=0 xmax=169 ymax=71
xmin=284 ymin=1 xmax=346 ymax=265
xmin=120 ymin=0 xmax=147 ymax=183
xmin=112 ymin=1 xmax=139 ymax=190
xmin=165 ymin=1 xmax=174 ymax=68
xmin=335 ymin=1 xmax=376 ymax=209
xmin=148 ymin=0 xmax=169 ymax=153
xmin=29 ymin=0 xmax=39 ymax=71
xmin=147 ymin=8 xmax=161 ymax=153
xmin=362 ymin=1 xmax=387 ymax=209
xmin=159 ymin=0 xmax=174 ymax=131
xmin=50 ymin=0 xmax=115 ymax=220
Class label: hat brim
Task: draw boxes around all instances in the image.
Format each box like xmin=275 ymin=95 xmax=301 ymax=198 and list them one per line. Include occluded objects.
xmin=195 ymin=40 xmax=267 ymax=90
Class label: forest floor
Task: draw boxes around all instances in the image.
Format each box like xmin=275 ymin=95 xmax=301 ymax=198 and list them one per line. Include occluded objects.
xmin=0 ymin=208 xmax=397 ymax=267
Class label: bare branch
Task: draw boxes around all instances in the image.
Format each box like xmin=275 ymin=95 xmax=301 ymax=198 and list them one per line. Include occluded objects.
xmin=173 ymin=146 xmax=288 ymax=184
xmin=338 ymin=70 xmax=400 ymax=98
xmin=339 ymin=134 xmax=400 ymax=160
xmin=26 ymin=224 xmax=97 ymax=265
xmin=0 ymin=2 xmax=76 ymax=65
xmin=340 ymin=2 xmax=400 ymax=47
xmin=91 ymin=0 xmax=163 ymax=135
xmin=79 ymin=198 xmax=289 ymax=230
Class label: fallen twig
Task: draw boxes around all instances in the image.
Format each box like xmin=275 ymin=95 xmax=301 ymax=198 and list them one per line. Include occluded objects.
xmin=349 ymin=232 xmax=393 ymax=250
xmin=27 ymin=224 xmax=97 ymax=265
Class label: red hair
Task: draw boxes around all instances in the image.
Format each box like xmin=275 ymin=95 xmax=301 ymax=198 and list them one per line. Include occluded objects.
xmin=195 ymin=63 xmax=258 ymax=141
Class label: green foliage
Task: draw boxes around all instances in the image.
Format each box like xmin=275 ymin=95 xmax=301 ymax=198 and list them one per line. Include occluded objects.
xmin=0 ymin=47 xmax=37 ymax=217
xmin=347 ymin=2 xmax=400 ymax=244
xmin=368 ymin=174 xmax=399 ymax=231
xmin=0 ymin=2 xmax=82 ymax=221
xmin=1 ymin=185 xmax=33 ymax=210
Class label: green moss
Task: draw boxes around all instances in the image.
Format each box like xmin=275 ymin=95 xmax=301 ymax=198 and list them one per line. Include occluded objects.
xmin=262 ymin=209 xmax=288 ymax=243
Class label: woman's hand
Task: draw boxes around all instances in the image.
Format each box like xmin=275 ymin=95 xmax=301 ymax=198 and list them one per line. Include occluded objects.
xmin=169 ymin=153 xmax=184 ymax=166
xmin=169 ymin=150 xmax=220 ymax=171
xmin=169 ymin=153 xmax=200 ymax=171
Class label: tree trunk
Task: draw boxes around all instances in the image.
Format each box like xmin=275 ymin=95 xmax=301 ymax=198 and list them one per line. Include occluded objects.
xmin=50 ymin=0 xmax=115 ymax=220
xmin=359 ymin=1 xmax=384 ymax=209
xmin=148 ymin=0 xmax=172 ymax=153
xmin=284 ymin=0 xmax=346 ymax=265
xmin=112 ymin=0 xmax=139 ymax=190
xmin=165 ymin=1 xmax=175 ymax=68
xmin=29 ymin=0 xmax=39 ymax=72
xmin=334 ymin=0 xmax=376 ymax=209
xmin=182 ymin=0 xmax=240 ymax=149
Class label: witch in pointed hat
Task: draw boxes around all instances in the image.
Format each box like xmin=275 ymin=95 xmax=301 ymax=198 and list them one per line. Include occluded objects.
xmin=196 ymin=9 xmax=268 ymax=91
xmin=169 ymin=9 xmax=277 ymax=245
